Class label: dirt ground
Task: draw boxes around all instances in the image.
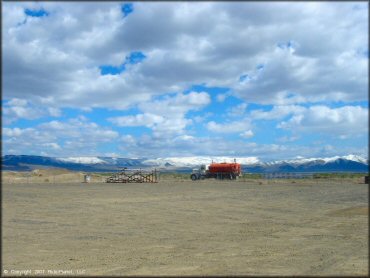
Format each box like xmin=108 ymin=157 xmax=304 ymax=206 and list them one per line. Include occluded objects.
xmin=2 ymin=177 xmax=368 ymax=276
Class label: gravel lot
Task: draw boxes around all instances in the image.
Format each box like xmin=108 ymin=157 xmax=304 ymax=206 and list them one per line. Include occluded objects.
xmin=2 ymin=179 xmax=368 ymax=276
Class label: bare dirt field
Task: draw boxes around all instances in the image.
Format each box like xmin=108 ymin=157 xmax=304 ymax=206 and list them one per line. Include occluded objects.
xmin=2 ymin=175 xmax=368 ymax=276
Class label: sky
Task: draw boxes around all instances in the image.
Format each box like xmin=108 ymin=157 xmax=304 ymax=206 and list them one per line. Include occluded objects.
xmin=2 ymin=2 xmax=369 ymax=160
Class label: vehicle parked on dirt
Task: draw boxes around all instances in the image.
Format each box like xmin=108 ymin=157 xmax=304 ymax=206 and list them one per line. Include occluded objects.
xmin=191 ymin=162 xmax=241 ymax=180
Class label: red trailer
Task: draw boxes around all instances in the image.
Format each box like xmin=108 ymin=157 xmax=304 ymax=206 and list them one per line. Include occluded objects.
xmin=191 ymin=162 xmax=242 ymax=180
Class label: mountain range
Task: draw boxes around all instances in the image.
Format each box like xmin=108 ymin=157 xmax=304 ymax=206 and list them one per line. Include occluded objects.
xmin=2 ymin=154 xmax=368 ymax=173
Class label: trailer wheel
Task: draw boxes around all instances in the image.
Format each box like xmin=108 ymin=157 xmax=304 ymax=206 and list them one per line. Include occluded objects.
xmin=191 ymin=174 xmax=198 ymax=181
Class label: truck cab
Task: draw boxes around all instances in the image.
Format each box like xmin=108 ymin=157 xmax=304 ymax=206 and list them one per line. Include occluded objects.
xmin=190 ymin=164 xmax=207 ymax=180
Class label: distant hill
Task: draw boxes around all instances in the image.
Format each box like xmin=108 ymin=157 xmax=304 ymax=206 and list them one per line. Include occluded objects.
xmin=2 ymin=154 xmax=368 ymax=173
xmin=1 ymin=155 xmax=145 ymax=172
xmin=243 ymin=157 xmax=369 ymax=173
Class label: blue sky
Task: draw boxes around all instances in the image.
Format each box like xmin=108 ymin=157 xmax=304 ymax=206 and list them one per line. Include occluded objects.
xmin=2 ymin=2 xmax=368 ymax=160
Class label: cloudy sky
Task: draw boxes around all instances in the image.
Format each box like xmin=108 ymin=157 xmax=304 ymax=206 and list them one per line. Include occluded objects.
xmin=2 ymin=2 xmax=368 ymax=160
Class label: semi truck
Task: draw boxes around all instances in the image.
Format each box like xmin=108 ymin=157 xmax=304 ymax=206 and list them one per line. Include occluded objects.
xmin=190 ymin=162 xmax=242 ymax=180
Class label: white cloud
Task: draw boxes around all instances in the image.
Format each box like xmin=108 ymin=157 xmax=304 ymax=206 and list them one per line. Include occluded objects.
xmin=278 ymin=105 xmax=368 ymax=137
xmin=207 ymin=119 xmax=252 ymax=133
xmin=109 ymin=91 xmax=210 ymax=137
xmin=234 ymin=41 xmax=367 ymax=105
xmin=193 ymin=113 xmax=212 ymax=123
xmin=250 ymin=105 xmax=306 ymax=120
xmin=118 ymin=133 xmax=284 ymax=158
xmin=117 ymin=132 xmax=367 ymax=159
xmin=3 ymin=2 xmax=367 ymax=110
xmin=43 ymin=142 xmax=61 ymax=150
xmin=152 ymin=117 xmax=192 ymax=138
xmin=138 ymin=91 xmax=211 ymax=116
xmin=276 ymin=135 xmax=300 ymax=143
xmin=3 ymin=98 xmax=61 ymax=124
xmin=47 ymin=107 xmax=62 ymax=117
xmin=109 ymin=113 xmax=164 ymax=127
xmin=3 ymin=105 xmax=42 ymax=124
xmin=2 ymin=2 xmax=368 ymax=159
xmin=227 ymin=103 xmax=247 ymax=117
xmin=121 ymin=135 xmax=136 ymax=145
xmin=3 ymin=118 xmax=119 ymax=156
xmin=3 ymin=127 xmax=30 ymax=137
xmin=216 ymin=92 xmax=231 ymax=102
xmin=240 ymin=130 xmax=254 ymax=139
xmin=7 ymin=98 xmax=28 ymax=106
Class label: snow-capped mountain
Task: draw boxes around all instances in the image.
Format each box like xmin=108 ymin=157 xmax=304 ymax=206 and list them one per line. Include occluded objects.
xmin=244 ymin=155 xmax=368 ymax=173
xmin=2 ymin=154 xmax=368 ymax=173
xmin=56 ymin=157 xmax=108 ymax=164
xmin=142 ymin=155 xmax=368 ymax=173
xmin=142 ymin=156 xmax=260 ymax=168
xmin=265 ymin=154 xmax=368 ymax=165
